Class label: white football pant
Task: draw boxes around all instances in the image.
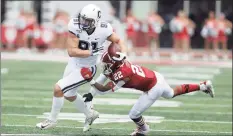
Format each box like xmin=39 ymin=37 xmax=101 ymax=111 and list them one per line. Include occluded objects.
xmin=129 ymin=71 xmax=174 ymax=119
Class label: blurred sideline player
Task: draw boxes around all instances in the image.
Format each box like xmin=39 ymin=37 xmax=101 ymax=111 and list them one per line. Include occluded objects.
xmin=36 ymin=4 xmax=127 ymax=132
xmin=81 ymin=43 xmax=215 ymax=136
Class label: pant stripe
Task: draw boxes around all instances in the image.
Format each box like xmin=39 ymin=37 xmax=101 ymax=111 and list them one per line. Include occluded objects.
xmin=62 ymin=65 xmax=97 ymax=93
xmin=92 ymin=65 xmax=97 ymax=77
xmin=62 ymin=80 xmax=87 ymax=93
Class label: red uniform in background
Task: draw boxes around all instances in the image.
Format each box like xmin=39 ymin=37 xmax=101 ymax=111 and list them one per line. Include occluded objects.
xmin=176 ymin=19 xmax=190 ymax=41
xmin=201 ymin=11 xmax=218 ymax=53
xmin=14 ymin=11 xmax=27 ymax=48
xmin=124 ymin=16 xmax=139 ymax=40
xmin=107 ymin=61 xmax=157 ymax=92
xmin=142 ymin=12 xmax=164 ymax=56
xmin=217 ymin=21 xmax=228 ymax=43
xmin=15 ymin=11 xmax=38 ymax=49
xmin=123 ymin=10 xmax=140 ymax=51
xmin=205 ymin=19 xmax=218 ymax=43
xmin=50 ymin=11 xmax=70 ymax=50
xmin=216 ymin=13 xmax=232 ymax=51
xmin=170 ymin=10 xmax=195 ymax=60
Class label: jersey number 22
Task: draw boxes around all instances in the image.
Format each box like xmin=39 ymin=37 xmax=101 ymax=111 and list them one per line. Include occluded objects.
xmin=131 ymin=65 xmax=145 ymax=77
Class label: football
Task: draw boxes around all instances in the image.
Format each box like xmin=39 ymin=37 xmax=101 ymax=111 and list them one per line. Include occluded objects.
xmin=108 ymin=43 xmax=122 ymax=58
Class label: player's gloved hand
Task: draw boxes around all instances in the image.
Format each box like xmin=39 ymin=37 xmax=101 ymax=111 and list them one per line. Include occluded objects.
xmin=107 ymin=81 xmax=115 ymax=92
xmin=90 ymin=46 xmax=104 ymax=56
xmin=83 ymin=93 xmax=93 ymax=102
xmin=81 ymin=67 xmax=92 ymax=81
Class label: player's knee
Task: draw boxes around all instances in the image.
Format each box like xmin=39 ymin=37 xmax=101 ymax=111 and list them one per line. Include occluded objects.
xmin=162 ymin=89 xmax=175 ymax=99
xmin=64 ymin=95 xmax=76 ymax=102
xmin=53 ymin=84 xmax=63 ymax=97
xmin=129 ymin=110 xmax=141 ymax=119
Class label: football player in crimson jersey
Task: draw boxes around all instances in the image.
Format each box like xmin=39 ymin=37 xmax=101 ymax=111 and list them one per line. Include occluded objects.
xmin=81 ymin=43 xmax=215 ymax=136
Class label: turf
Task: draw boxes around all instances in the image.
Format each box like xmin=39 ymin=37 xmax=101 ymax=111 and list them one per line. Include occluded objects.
xmin=1 ymin=60 xmax=232 ymax=136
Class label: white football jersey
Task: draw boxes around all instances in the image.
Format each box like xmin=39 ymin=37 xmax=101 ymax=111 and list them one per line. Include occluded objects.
xmin=67 ymin=18 xmax=113 ymax=67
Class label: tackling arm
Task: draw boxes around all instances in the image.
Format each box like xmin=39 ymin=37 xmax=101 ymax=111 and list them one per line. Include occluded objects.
xmin=90 ymin=80 xmax=127 ymax=92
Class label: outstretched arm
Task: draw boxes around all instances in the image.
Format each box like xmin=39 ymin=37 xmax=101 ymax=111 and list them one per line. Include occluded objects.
xmin=90 ymin=80 xmax=126 ymax=92
xmin=80 ymin=67 xmax=129 ymax=92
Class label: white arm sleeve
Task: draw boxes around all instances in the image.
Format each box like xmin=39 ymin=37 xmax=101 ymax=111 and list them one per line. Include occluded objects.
xmin=106 ymin=23 xmax=113 ymax=38
xmin=111 ymin=80 xmax=126 ymax=91
xmin=91 ymin=80 xmax=126 ymax=95
xmin=68 ymin=18 xmax=79 ymax=37
xmin=89 ymin=73 xmax=108 ymax=96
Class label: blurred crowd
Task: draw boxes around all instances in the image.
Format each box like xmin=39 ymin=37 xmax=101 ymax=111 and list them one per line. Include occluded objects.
xmin=1 ymin=8 xmax=232 ymax=59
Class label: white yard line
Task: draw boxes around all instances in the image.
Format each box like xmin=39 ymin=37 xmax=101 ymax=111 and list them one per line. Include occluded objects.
xmin=157 ymin=67 xmax=221 ymax=74
xmin=3 ymin=89 xmax=233 ymax=96
xmin=1 ymin=68 xmax=9 ymax=74
xmin=165 ymin=119 xmax=232 ymax=124
xmin=2 ymin=97 xmax=232 ymax=108
xmin=161 ymin=73 xmax=214 ymax=80
xmin=2 ymin=97 xmax=182 ymax=108
xmin=2 ymin=113 xmax=232 ymax=124
xmin=2 ymin=105 xmax=232 ymax=115
xmin=2 ymin=124 xmax=232 ymax=134
xmin=1 ymin=134 xmax=57 ymax=136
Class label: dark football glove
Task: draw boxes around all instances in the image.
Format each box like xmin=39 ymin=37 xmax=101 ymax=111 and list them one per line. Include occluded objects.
xmin=83 ymin=93 xmax=93 ymax=102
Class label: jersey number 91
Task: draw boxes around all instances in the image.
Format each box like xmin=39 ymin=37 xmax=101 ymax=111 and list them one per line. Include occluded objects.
xmin=79 ymin=40 xmax=97 ymax=50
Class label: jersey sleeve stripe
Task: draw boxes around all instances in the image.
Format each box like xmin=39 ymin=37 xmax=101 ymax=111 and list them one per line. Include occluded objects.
xmin=69 ymin=30 xmax=79 ymax=38
xmin=107 ymin=33 xmax=113 ymax=39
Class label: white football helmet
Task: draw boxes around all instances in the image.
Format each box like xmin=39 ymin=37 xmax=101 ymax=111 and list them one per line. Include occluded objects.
xmin=78 ymin=4 xmax=101 ymax=30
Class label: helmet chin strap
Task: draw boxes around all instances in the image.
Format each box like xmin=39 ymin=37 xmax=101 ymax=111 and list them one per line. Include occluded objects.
xmin=112 ymin=52 xmax=126 ymax=61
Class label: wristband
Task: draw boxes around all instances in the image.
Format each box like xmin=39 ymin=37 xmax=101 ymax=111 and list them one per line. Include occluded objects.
xmin=90 ymin=79 xmax=96 ymax=85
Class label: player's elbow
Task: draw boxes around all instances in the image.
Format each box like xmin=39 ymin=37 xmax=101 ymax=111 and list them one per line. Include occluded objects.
xmin=98 ymin=87 xmax=109 ymax=92
xmin=67 ymin=48 xmax=75 ymax=57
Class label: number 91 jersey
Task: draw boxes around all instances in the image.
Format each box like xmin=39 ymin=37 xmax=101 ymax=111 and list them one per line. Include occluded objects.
xmin=68 ymin=18 xmax=113 ymax=67
xmin=108 ymin=61 xmax=157 ymax=92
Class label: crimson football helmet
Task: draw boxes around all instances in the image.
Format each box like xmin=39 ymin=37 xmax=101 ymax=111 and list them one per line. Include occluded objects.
xmin=101 ymin=43 xmax=126 ymax=75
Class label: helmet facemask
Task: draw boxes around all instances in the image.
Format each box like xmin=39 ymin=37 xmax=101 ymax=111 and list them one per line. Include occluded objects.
xmin=101 ymin=62 xmax=113 ymax=75
xmin=78 ymin=14 xmax=95 ymax=31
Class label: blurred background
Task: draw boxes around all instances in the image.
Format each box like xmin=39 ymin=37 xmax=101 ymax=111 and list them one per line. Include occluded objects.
xmin=1 ymin=1 xmax=232 ymax=135
xmin=1 ymin=0 xmax=232 ymax=61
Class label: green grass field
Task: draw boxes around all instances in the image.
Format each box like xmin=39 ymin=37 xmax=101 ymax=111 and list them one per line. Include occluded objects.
xmin=1 ymin=60 xmax=232 ymax=136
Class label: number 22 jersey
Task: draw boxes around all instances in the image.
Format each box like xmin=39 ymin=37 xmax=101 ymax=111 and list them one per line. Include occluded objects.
xmin=107 ymin=61 xmax=157 ymax=92
xmin=68 ymin=18 xmax=113 ymax=67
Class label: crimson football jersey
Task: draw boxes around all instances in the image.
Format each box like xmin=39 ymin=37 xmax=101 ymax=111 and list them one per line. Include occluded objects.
xmin=107 ymin=61 xmax=157 ymax=92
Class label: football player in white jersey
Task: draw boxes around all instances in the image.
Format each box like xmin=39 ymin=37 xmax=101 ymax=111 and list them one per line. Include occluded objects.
xmin=36 ymin=4 xmax=127 ymax=132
